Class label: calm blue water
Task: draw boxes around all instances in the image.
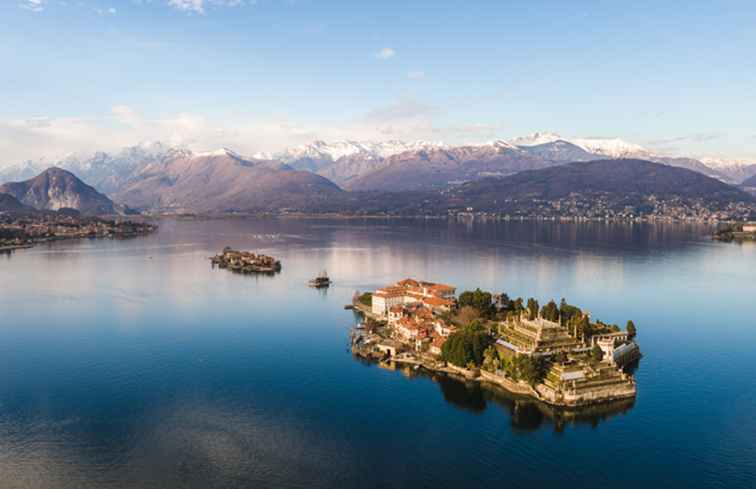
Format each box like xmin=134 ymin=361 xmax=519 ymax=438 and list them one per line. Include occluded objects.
xmin=0 ymin=218 xmax=754 ymax=488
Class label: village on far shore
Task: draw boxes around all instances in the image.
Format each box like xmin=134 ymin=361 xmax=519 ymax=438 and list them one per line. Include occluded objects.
xmin=0 ymin=212 xmax=156 ymax=253
xmin=351 ymin=278 xmax=641 ymax=408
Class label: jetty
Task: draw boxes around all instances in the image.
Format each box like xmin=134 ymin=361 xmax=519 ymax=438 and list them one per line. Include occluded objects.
xmin=210 ymin=247 xmax=282 ymax=274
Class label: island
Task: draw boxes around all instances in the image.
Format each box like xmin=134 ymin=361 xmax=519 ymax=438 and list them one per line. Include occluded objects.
xmin=0 ymin=212 xmax=156 ymax=253
xmin=713 ymin=221 xmax=756 ymax=242
xmin=351 ymin=279 xmax=641 ymax=408
xmin=210 ymin=247 xmax=282 ymax=274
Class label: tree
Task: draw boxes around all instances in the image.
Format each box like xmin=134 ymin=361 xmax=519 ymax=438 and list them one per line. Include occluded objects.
xmin=505 ymin=355 xmax=547 ymax=386
xmin=577 ymin=316 xmax=591 ymax=341
xmin=591 ymin=344 xmax=604 ymax=362
xmin=541 ymin=300 xmax=560 ymax=322
xmin=559 ymin=299 xmax=582 ymax=324
xmin=626 ymin=320 xmax=637 ymax=339
xmin=441 ymin=322 xmax=494 ymax=368
xmin=458 ymin=288 xmax=495 ymax=318
xmin=453 ymin=305 xmax=480 ymax=327
xmin=482 ymin=346 xmax=501 ymax=372
xmin=526 ymin=298 xmax=539 ymax=320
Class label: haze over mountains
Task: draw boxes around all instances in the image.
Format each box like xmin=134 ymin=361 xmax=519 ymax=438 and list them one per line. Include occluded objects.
xmin=3 ymin=133 xmax=756 ymax=193
xmin=1 ymin=133 xmax=755 ymax=216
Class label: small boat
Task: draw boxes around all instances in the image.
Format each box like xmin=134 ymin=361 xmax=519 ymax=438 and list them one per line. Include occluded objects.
xmin=309 ymin=270 xmax=331 ymax=288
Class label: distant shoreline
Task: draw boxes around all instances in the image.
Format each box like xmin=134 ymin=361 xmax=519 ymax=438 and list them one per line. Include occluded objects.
xmin=141 ymin=211 xmax=735 ymax=224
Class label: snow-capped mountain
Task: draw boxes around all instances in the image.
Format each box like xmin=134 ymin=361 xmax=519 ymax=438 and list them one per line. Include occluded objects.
xmin=2 ymin=133 xmax=755 ymax=200
xmin=0 ymin=142 xmax=193 ymax=195
xmin=273 ymin=140 xmax=447 ymax=162
xmin=512 ymin=132 xmax=652 ymax=159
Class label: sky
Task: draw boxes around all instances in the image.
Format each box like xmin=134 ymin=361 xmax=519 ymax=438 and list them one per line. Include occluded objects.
xmin=2 ymin=0 xmax=756 ymax=164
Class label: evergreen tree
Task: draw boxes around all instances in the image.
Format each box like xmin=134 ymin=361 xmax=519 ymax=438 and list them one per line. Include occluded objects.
xmin=541 ymin=300 xmax=560 ymax=322
xmin=526 ymin=298 xmax=539 ymax=320
xmin=591 ymin=344 xmax=604 ymax=362
xmin=626 ymin=320 xmax=637 ymax=339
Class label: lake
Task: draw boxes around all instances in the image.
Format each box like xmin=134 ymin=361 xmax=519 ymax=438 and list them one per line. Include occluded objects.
xmin=1 ymin=218 xmax=754 ymax=489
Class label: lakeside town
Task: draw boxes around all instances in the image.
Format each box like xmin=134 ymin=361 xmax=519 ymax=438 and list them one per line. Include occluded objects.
xmin=0 ymin=212 xmax=157 ymax=252
xmin=446 ymin=198 xmax=756 ymax=223
xmin=351 ymin=278 xmax=641 ymax=408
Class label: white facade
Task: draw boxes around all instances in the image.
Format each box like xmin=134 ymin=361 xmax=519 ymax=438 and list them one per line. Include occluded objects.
xmin=372 ymin=293 xmax=404 ymax=317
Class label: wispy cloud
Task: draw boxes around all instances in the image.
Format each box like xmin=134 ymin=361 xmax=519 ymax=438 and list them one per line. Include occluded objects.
xmin=19 ymin=0 xmax=46 ymax=12
xmin=96 ymin=7 xmax=117 ymax=16
xmin=648 ymin=133 xmax=721 ymax=146
xmin=375 ymin=47 xmax=396 ymax=60
xmin=112 ymin=105 xmax=142 ymax=128
xmin=363 ymin=98 xmax=437 ymax=123
xmin=167 ymin=0 xmax=249 ymax=15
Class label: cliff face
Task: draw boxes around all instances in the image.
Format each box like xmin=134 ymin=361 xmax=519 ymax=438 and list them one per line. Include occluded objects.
xmin=0 ymin=167 xmax=116 ymax=215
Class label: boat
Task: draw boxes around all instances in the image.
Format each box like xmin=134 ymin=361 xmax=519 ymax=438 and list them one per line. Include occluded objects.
xmin=309 ymin=270 xmax=332 ymax=288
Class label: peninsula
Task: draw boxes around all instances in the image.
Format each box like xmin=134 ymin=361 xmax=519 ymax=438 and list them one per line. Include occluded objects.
xmin=351 ymin=279 xmax=641 ymax=408
xmin=210 ymin=247 xmax=282 ymax=274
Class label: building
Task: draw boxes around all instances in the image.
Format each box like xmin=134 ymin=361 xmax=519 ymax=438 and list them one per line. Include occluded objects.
xmin=743 ymin=222 xmax=756 ymax=233
xmin=497 ymin=314 xmax=585 ymax=357
xmin=430 ymin=336 xmax=447 ymax=356
xmin=371 ymin=278 xmax=456 ymax=317
xmin=592 ymin=332 xmax=640 ymax=367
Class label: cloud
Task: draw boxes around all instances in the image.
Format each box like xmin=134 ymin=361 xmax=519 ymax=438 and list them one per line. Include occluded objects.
xmin=648 ymin=133 xmax=721 ymax=146
xmin=363 ymin=98 xmax=438 ymax=123
xmin=375 ymin=47 xmax=396 ymax=60
xmin=112 ymin=105 xmax=142 ymax=128
xmin=167 ymin=0 xmax=248 ymax=14
xmin=407 ymin=71 xmax=425 ymax=80
xmin=96 ymin=7 xmax=117 ymax=15
xmin=19 ymin=0 xmax=46 ymax=12
xmin=0 ymin=99 xmax=509 ymax=165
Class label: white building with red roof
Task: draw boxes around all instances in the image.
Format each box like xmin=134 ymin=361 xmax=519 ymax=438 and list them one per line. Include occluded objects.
xmin=371 ymin=278 xmax=456 ymax=317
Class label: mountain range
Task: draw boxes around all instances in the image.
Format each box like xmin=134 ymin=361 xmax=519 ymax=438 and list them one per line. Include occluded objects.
xmin=1 ymin=134 xmax=755 ymax=216
xmin=3 ymin=134 xmax=756 ymax=197
xmin=437 ymin=159 xmax=754 ymax=212
xmin=275 ymin=159 xmax=756 ymax=217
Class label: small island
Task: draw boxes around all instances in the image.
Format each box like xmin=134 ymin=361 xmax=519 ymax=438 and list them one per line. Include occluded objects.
xmin=0 ymin=212 xmax=156 ymax=253
xmin=351 ymin=279 xmax=641 ymax=408
xmin=713 ymin=222 xmax=756 ymax=242
xmin=210 ymin=247 xmax=282 ymax=274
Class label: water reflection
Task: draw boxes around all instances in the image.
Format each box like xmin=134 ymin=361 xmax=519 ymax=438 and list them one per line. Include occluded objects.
xmin=379 ymin=364 xmax=636 ymax=432
xmin=1 ymin=218 xmax=755 ymax=489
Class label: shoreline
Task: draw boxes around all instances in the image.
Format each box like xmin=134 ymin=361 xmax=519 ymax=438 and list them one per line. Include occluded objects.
xmin=140 ymin=211 xmax=735 ymax=225
xmin=349 ymin=300 xmax=638 ymax=409
xmin=351 ymin=343 xmax=635 ymax=409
